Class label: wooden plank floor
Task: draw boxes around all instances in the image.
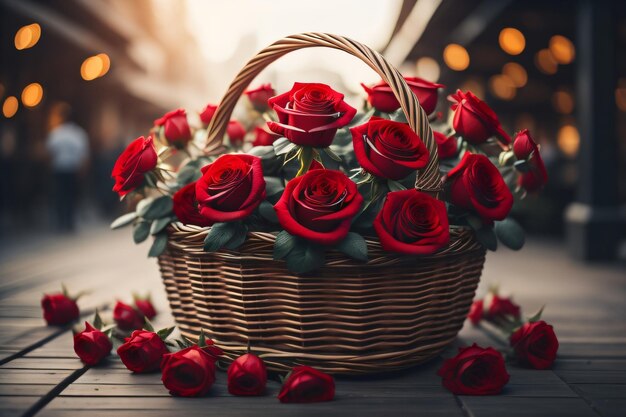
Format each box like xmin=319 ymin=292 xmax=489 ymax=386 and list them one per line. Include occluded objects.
xmin=0 ymin=226 xmax=625 ymax=416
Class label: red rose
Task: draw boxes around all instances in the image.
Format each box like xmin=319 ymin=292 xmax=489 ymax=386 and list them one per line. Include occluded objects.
xmin=245 ymin=83 xmax=275 ymax=111
xmin=278 ymin=365 xmax=335 ymax=403
xmin=252 ymin=125 xmax=280 ymax=147
xmin=446 ymin=153 xmax=513 ymax=221
xmin=468 ymin=299 xmax=484 ymax=325
xmin=486 ymin=294 xmax=521 ymax=321
xmin=161 ymin=346 xmax=217 ymax=397
xmin=134 ymin=298 xmax=157 ymax=319
xmin=361 ymin=77 xmax=444 ymax=115
xmin=510 ymin=321 xmax=559 ymax=370
xmin=226 ymin=120 xmax=246 ymax=147
xmin=373 ymin=189 xmax=449 ymax=255
xmin=117 ymin=330 xmax=169 ymax=373
xmin=513 ymin=129 xmax=548 ymax=192
xmin=274 ymin=169 xmax=362 ymax=245
xmin=199 ymin=104 xmax=218 ymax=126
xmin=449 ymin=90 xmax=511 ymax=144
xmin=350 ymin=117 xmax=429 ymax=180
xmin=434 ymin=131 xmax=458 ymax=159
xmin=111 ymin=136 xmax=158 ymax=197
xmin=227 ymin=353 xmax=267 ymax=396
xmin=438 ymin=344 xmax=510 ymax=395
xmin=195 ymin=154 xmax=266 ymax=223
xmin=41 ymin=293 xmax=79 ymax=325
xmin=73 ymin=322 xmax=112 ymax=366
xmin=154 ymin=109 xmax=192 ymax=146
xmin=173 ymin=182 xmax=212 ymax=227
xmin=267 ymin=82 xmax=356 ymax=147
xmin=113 ymin=301 xmax=144 ymax=331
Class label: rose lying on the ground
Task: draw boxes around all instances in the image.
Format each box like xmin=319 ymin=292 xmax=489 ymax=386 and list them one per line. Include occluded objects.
xmin=468 ymin=294 xmax=521 ymax=325
xmin=41 ymin=293 xmax=79 ymax=325
xmin=113 ymin=301 xmax=144 ymax=331
xmin=510 ymin=320 xmax=559 ymax=370
xmin=227 ymin=353 xmax=267 ymax=396
xmin=74 ymin=322 xmax=112 ymax=365
xmin=278 ymin=365 xmax=335 ymax=403
xmin=117 ymin=330 xmax=169 ymax=373
xmin=134 ymin=298 xmax=157 ymax=320
xmin=161 ymin=343 xmax=222 ymax=397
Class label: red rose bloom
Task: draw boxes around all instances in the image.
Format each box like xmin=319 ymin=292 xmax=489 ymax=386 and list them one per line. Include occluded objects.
xmin=361 ymin=77 xmax=444 ymax=115
xmin=449 ymin=90 xmax=511 ymax=144
xmin=438 ymin=344 xmax=510 ymax=395
xmin=278 ymin=365 xmax=335 ymax=403
xmin=227 ymin=353 xmax=267 ymax=396
xmin=434 ymin=131 xmax=458 ymax=159
xmin=161 ymin=346 xmax=218 ymax=397
xmin=113 ymin=301 xmax=144 ymax=331
xmin=111 ymin=136 xmax=158 ymax=197
xmin=468 ymin=299 xmax=484 ymax=325
xmin=134 ymin=299 xmax=157 ymax=320
xmin=154 ymin=109 xmax=192 ymax=146
xmin=350 ymin=117 xmax=429 ymax=180
xmin=117 ymin=330 xmax=169 ymax=373
xmin=486 ymin=294 xmax=521 ymax=321
xmin=252 ymin=125 xmax=280 ymax=147
xmin=199 ymin=104 xmax=218 ymax=126
xmin=510 ymin=321 xmax=559 ymax=370
xmin=373 ymin=189 xmax=449 ymax=255
xmin=195 ymin=154 xmax=266 ymax=223
xmin=226 ymin=120 xmax=246 ymax=147
xmin=513 ymin=129 xmax=548 ymax=192
xmin=41 ymin=293 xmax=79 ymax=325
xmin=446 ymin=153 xmax=513 ymax=221
xmin=267 ymin=82 xmax=356 ymax=147
xmin=173 ymin=182 xmax=212 ymax=227
xmin=274 ymin=169 xmax=363 ymax=245
xmin=73 ymin=322 xmax=112 ymax=366
xmin=245 ymin=83 xmax=275 ymax=111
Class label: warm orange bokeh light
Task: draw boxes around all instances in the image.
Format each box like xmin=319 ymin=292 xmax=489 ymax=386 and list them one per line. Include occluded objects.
xmin=2 ymin=96 xmax=19 ymax=118
xmin=502 ymin=62 xmax=527 ymax=88
xmin=489 ymin=75 xmax=516 ymax=100
xmin=558 ymin=124 xmax=580 ymax=157
xmin=552 ymin=90 xmax=575 ymax=114
xmin=535 ymin=49 xmax=558 ymax=75
xmin=21 ymin=83 xmax=44 ymax=108
xmin=443 ymin=44 xmax=470 ymax=71
xmin=14 ymin=23 xmax=41 ymax=50
xmin=415 ymin=57 xmax=440 ymax=82
xmin=499 ymin=28 xmax=525 ymax=56
xmin=549 ymin=35 xmax=575 ymax=65
xmin=81 ymin=53 xmax=111 ymax=81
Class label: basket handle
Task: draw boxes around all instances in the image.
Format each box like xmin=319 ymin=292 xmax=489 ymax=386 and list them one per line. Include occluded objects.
xmin=204 ymin=32 xmax=442 ymax=193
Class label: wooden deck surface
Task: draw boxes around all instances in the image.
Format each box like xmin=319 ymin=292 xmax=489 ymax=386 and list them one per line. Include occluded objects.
xmin=0 ymin=227 xmax=625 ymax=416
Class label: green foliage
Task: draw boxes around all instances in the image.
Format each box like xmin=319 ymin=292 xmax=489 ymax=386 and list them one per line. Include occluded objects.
xmin=142 ymin=196 xmax=173 ymax=220
xmin=203 ymin=222 xmax=248 ymax=252
xmin=475 ymin=226 xmax=498 ymax=251
xmin=133 ymin=221 xmax=151 ymax=244
xmin=258 ymin=201 xmax=279 ymax=223
xmin=285 ymin=240 xmax=325 ymax=274
xmin=495 ymin=217 xmax=525 ymax=250
xmin=273 ymin=230 xmax=297 ymax=260
xmin=335 ymin=232 xmax=368 ymax=261
xmin=110 ymin=212 xmax=138 ymax=229
xmin=148 ymin=233 xmax=168 ymax=257
xmin=150 ymin=217 xmax=173 ymax=235
xmin=157 ymin=326 xmax=176 ymax=341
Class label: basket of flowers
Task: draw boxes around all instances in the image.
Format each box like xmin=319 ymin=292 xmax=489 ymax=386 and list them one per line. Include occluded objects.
xmin=111 ymin=33 xmax=546 ymax=374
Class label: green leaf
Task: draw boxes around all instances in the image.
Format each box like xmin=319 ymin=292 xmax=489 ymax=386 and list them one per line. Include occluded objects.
xmin=336 ymin=232 xmax=368 ymax=261
xmin=150 ymin=217 xmax=173 ymax=235
xmin=148 ymin=233 xmax=168 ymax=257
xmin=198 ymin=329 xmax=206 ymax=348
xmin=93 ymin=309 xmax=103 ymax=330
xmin=258 ymin=201 xmax=278 ymax=223
xmin=286 ymin=241 xmax=325 ymax=274
xmin=203 ymin=222 xmax=237 ymax=252
xmin=390 ymin=108 xmax=408 ymax=123
xmin=157 ymin=326 xmax=176 ymax=341
xmin=466 ymin=215 xmax=483 ymax=231
xmin=133 ymin=221 xmax=151 ymax=244
xmin=513 ymin=159 xmax=530 ymax=173
xmin=223 ymin=223 xmax=248 ymax=250
xmin=265 ymin=177 xmax=284 ymax=198
xmin=110 ymin=212 xmax=138 ymax=229
xmin=475 ymin=226 xmax=498 ymax=251
xmin=528 ymin=306 xmax=545 ymax=323
xmin=495 ymin=218 xmax=525 ymax=250
xmin=387 ymin=179 xmax=406 ymax=192
xmin=323 ymin=147 xmax=342 ymax=162
xmin=273 ymin=230 xmax=296 ymax=260
xmin=296 ymin=147 xmax=314 ymax=177
xmin=175 ymin=339 xmax=188 ymax=350
xmin=136 ymin=198 xmax=155 ymax=217
xmin=143 ymin=317 xmax=155 ymax=332
xmin=142 ymin=196 xmax=173 ymax=220
xmin=177 ymin=165 xmax=200 ymax=185
xmin=273 ymin=137 xmax=294 ymax=155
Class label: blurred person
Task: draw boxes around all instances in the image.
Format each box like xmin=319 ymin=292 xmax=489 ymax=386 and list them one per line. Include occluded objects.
xmin=45 ymin=102 xmax=89 ymax=232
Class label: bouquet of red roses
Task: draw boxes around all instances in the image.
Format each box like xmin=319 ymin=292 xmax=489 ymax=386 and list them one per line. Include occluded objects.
xmin=111 ymin=78 xmax=547 ymax=274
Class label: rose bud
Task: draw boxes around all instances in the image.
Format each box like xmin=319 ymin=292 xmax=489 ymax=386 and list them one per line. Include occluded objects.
xmin=485 ymin=294 xmax=521 ymax=321
xmin=361 ymin=77 xmax=444 ymax=115
xmin=154 ymin=108 xmax=192 ymax=146
xmin=199 ymin=103 xmax=218 ymax=126
xmin=434 ymin=131 xmax=458 ymax=159
xmin=111 ymin=136 xmax=158 ymax=197
xmin=446 ymin=153 xmax=514 ymax=221
xmin=161 ymin=345 xmax=218 ymax=397
xmin=278 ymin=365 xmax=335 ymax=403
xmin=513 ymin=129 xmax=548 ymax=192
xmin=350 ymin=117 xmax=429 ymax=180
xmin=467 ymin=299 xmax=484 ymax=325
xmin=510 ymin=320 xmax=559 ymax=370
xmin=227 ymin=353 xmax=267 ymax=396
xmin=373 ymin=189 xmax=449 ymax=255
xmin=252 ymin=125 xmax=280 ymax=147
xmin=274 ymin=169 xmax=363 ymax=245
xmin=438 ymin=344 xmax=510 ymax=395
xmin=117 ymin=330 xmax=169 ymax=373
xmin=73 ymin=322 xmax=112 ymax=366
xmin=134 ymin=298 xmax=157 ymax=320
xmin=448 ymin=90 xmax=511 ymax=144
xmin=267 ymin=82 xmax=356 ymax=147
xmin=226 ymin=120 xmax=246 ymax=147
xmin=113 ymin=301 xmax=144 ymax=331
xmin=195 ymin=154 xmax=266 ymax=223
xmin=173 ymin=182 xmax=212 ymax=227
xmin=245 ymin=83 xmax=275 ymax=112
xmin=41 ymin=293 xmax=79 ymax=325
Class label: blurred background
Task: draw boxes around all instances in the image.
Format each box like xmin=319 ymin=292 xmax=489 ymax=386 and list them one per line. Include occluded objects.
xmin=0 ymin=0 xmax=624 ymax=263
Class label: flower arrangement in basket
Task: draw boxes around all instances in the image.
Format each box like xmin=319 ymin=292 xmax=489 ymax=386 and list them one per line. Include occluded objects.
xmin=110 ymin=33 xmax=547 ymax=374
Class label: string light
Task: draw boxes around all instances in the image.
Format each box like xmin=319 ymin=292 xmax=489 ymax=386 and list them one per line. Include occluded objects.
xmin=2 ymin=97 xmax=19 ymax=118
xmin=14 ymin=23 xmax=41 ymax=50
xmin=489 ymin=75 xmax=516 ymax=100
xmin=549 ymin=35 xmax=575 ymax=64
xmin=502 ymin=63 xmax=527 ymax=88
xmin=552 ymin=90 xmax=575 ymax=114
xmin=81 ymin=53 xmax=111 ymax=81
xmin=443 ymin=44 xmax=470 ymax=71
xmin=535 ymin=49 xmax=558 ymax=75
xmin=499 ymin=28 xmax=525 ymax=55
xmin=21 ymin=83 xmax=44 ymax=107
xmin=557 ymin=124 xmax=580 ymax=157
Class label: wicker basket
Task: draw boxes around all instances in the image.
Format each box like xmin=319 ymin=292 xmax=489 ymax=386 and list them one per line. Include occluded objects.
xmin=157 ymin=33 xmax=486 ymax=375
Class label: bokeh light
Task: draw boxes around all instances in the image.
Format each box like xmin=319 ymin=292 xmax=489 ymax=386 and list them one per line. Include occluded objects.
xmin=498 ymin=28 xmax=525 ymax=55
xmin=552 ymin=90 xmax=575 ymax=114
xmin=557 ymin=124 xmax=580 ymax=157
xmin=502 ymin=62 xmax=527 ymax=88
xmin=81 ymin=53 xmax=111 ymax=81
xmin=14 ymin=23 xmax=41 ymax=50
xmin=489 ymin=74 xmax=516 ymax=100
xmin=535 ymin=49 xmax=558 ymax=75
xmin=415 ymin=57 xmax=440 ymax=82
xmin=443 ymin=44 xmax=470 ymax=71
xmin=459 ymin=78 xmax=485 ymax=99
xmin=21 ymin=83 xmax=44 ymax=108
xmin=549 ymin=35 xmax=575 ymax=65
xmin=616 ymin=87 xmax=626 ymax=112
xmin=2 ymin=96 xmax=19 ymax=118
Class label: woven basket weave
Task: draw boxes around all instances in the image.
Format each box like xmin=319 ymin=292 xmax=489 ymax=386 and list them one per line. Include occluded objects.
xmin=157 ymin=33 xmax=486 ymax=374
